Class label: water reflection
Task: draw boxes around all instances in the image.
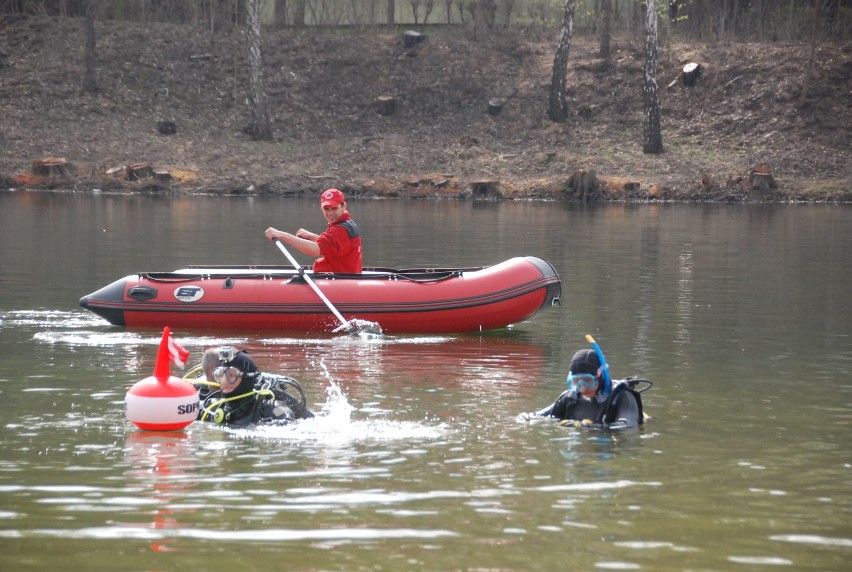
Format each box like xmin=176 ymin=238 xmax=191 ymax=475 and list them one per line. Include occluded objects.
xmin=121 ymin=431 xmax=196 ymax=553
xmin=2 ymin=195 xmax=852 ymax=570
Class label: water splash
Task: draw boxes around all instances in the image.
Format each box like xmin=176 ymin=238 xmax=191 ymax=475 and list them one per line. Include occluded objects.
xmin=231 ymin=358 xmax=447 ymax=444
xmin=333 ymin=318 xmax=383 ymax=338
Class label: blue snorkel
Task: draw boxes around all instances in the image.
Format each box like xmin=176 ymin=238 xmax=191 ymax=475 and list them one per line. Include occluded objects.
xmin=584 ymin=334 xmax=612 ymax=399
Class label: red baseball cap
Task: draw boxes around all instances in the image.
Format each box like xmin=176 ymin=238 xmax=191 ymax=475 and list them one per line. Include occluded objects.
xmin=320 ymin=188 xmax=345 ymax=207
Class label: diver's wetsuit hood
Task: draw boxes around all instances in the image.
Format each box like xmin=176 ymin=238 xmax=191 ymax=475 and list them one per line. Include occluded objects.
xmin=568 ymin=349 xmax=608 ymax=403
xmin=569 ymin=349 xmax=600 ymax=376
xmin=224 ymin=351 xmax=259 ymax=397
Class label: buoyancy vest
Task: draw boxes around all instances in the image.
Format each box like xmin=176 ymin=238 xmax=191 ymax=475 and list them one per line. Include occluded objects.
xmin=552 ymin=378 xmax=646 ymax=426
xmin=600 ymin=379 xmax=645 ymax=426
xmin=198 ymin=374 xmax=313 ymax=426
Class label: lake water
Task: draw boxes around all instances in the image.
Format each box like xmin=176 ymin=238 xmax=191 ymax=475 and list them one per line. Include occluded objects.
xmin=1 ymin=192 xmax=850 ymax=571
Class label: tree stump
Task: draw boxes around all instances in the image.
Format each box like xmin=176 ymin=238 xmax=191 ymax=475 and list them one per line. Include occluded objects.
xmin=470 ymin=179 xmax=500 ymax=198
xmin=487 ymin=98 xmax=504 ymax=116
xmin=402 ymin=30 xmax=425 ymax=48
xmin=32 ymin=157 xmax=77 ymax=178
xmin=127 ymin=163 xmax=154 ymax=181
xmin=376 ymin=95 xmax=396 ymax=116
xmin=569 ymin=169 xmax=599 ymax=202
xmin=749 ymin=163 xmax=777 ymax=191
xmin=157 ymin=120 xmax=176 ymax=135
xmin=682 ymin=62 xmax=701 ymax=86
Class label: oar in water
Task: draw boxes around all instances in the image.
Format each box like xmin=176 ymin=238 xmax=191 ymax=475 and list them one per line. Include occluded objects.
xmin=274 ymin=239 xmax=381 ymax=336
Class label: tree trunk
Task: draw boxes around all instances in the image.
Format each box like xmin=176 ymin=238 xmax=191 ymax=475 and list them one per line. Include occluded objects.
xmin=81 ymin=0 xmax=98 ymax=93
xmin=292 ymin=0 xmax=306 ymax=26
xmin=473 ymin=0 xmax=486 ymax=41
xmin=387 ymin=0 xmax=395 ymax=26
xmin=246 ymin=0 xmax=273 ymax=141
xmin=642 ymin=0 xmax=663 ymax=154
xmin=547 ymin=0 xmax=576 ymax=123
xmin=376 ymin=95 xmax=396 ymax=116
xmin=799 ymin=0 xmax=821 ymax=108
xmin=599 ymin=0 xmax=611 ymax=58
xmin=274 ymin=0 xmax=288 ymax=27
xmin=731 ymin=0 xmax=742 ymax=38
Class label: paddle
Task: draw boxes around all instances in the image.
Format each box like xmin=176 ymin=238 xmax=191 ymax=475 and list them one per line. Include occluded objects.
xmin=273 ymin=239 xmax=381 ymax=336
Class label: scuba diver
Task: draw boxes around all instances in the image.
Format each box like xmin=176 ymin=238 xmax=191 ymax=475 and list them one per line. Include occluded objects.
xmin=188 ymin=347 xmax=314 ymax=426
xmin=518 ymin=336 xmax=652 ymax=430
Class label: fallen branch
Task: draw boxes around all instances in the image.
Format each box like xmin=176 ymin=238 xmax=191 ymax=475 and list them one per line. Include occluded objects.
xmin=724 ymin=75 xmax=743 ymax=88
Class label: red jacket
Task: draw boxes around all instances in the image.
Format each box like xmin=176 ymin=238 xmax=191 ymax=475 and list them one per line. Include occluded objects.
xmin=314 ymin=212 xmax=362 ymax=273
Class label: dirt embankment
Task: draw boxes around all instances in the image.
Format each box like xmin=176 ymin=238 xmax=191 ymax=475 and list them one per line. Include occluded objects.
xmin=1 ymin=15 xmax=850 ymax=202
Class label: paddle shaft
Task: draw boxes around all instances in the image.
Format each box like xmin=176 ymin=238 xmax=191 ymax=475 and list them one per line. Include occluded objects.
xmin=274 ymin=239 xmax=352 ymax=331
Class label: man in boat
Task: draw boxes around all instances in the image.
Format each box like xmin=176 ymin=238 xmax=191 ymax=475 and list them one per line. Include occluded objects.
xmin=193 ymin=347 xmax=314 ymax=426
xmin=518 ymin=346 xmax=651 ymax=430
xmin=264 ymin=188 xmax=362 ymax=274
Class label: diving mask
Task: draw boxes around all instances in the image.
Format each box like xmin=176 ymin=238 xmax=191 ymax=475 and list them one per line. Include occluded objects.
xmin=567 ymin=373 xmax=599 ymax=393
xmin=213 ymin=365 xmax=242 ymax=388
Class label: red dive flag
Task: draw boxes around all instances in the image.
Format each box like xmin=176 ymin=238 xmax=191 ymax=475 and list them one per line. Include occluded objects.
xmin=167 ymin=335 xmax=190 ymax=370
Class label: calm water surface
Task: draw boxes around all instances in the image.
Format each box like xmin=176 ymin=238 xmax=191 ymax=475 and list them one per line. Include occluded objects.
xmin=0 ymin=193 xmax=850 ymax=571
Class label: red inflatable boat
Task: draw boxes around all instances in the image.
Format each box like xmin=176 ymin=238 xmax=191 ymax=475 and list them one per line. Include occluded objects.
xmin=79 ymin=256 xmax=561 ymax=334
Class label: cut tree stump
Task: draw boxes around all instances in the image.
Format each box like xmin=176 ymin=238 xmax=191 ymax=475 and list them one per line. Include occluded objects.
xmin=376 ymin=95 xmax=396 ymax=116
xmin=157 ymin=120 xmax=176 ymax=135
xmin=749 ymin=163 xmax=777 ymax=191
xmin=569 ymin=169 xmax=599 ymax=202
xmin=470 ymin=179 xmax=499 ymax=197
xmin=682 ymin=62 xmax=701 ymax=86
xmin=32 ymin=157 xmax=78 ymax=178
xmin=127 ymin=163 xmax=155 ymax=181
xmin=406 ymin=173 xmax=453 ymax=187
xmin=402 ymin=30 xmax=425 ymax=48
xmin=487 ymin=98 xmax=504 ymax=116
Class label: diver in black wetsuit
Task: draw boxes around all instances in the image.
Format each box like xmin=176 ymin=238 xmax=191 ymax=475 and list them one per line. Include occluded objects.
xmin=519 ymin=347 xmax=650 ymax=430
xmin=194 ymin=347 xmax=314 ymax=426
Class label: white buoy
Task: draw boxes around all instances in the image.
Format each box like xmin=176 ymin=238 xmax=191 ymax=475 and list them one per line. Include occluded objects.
xmin=125 ymin=327 xmax=198 ymax=431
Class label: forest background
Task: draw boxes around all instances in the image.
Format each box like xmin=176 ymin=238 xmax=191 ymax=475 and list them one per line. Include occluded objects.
xmin=0 ymin=0 xmax=849 ymax=202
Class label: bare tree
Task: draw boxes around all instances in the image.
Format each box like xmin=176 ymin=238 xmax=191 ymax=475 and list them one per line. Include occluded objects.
xmin=799 ymin=0 xmax=822 ymax=108
xmin=643 ymin=0 xmax=663 ymax=153
xmin=470 ymin=0 xmax=486 ymax=40
xmin=387 ymin=0 xmax=395 ymax=26
xmin=482 ymin=0 xmax=497 ymax=28
xmin=599 ymin=0 xmax=611 ymax=58
xmin=274 ymin=0 xmax=288 ymax=27
xmin=246 ymin=0 xmax=272 ymax=140
xmin=423 ymin=0 xmax=434 ymax=24
xmin=81 ymin=0 xmax=98 ymax=93
xmin=499 ymin=0 xmax=515 ymax=28
xmin=547 ymin=0 xmax=576 ymax=123
xmin=292 ymin=0 xmax=306 ymax=26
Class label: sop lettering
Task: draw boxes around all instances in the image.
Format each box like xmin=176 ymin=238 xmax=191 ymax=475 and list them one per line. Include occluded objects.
xmin=178 ymin=402 xmax=200 ymax=415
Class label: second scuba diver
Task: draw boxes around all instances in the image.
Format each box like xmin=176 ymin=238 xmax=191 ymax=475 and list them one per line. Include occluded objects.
xmin=518 ymin=337 xmax=652 ymax=430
